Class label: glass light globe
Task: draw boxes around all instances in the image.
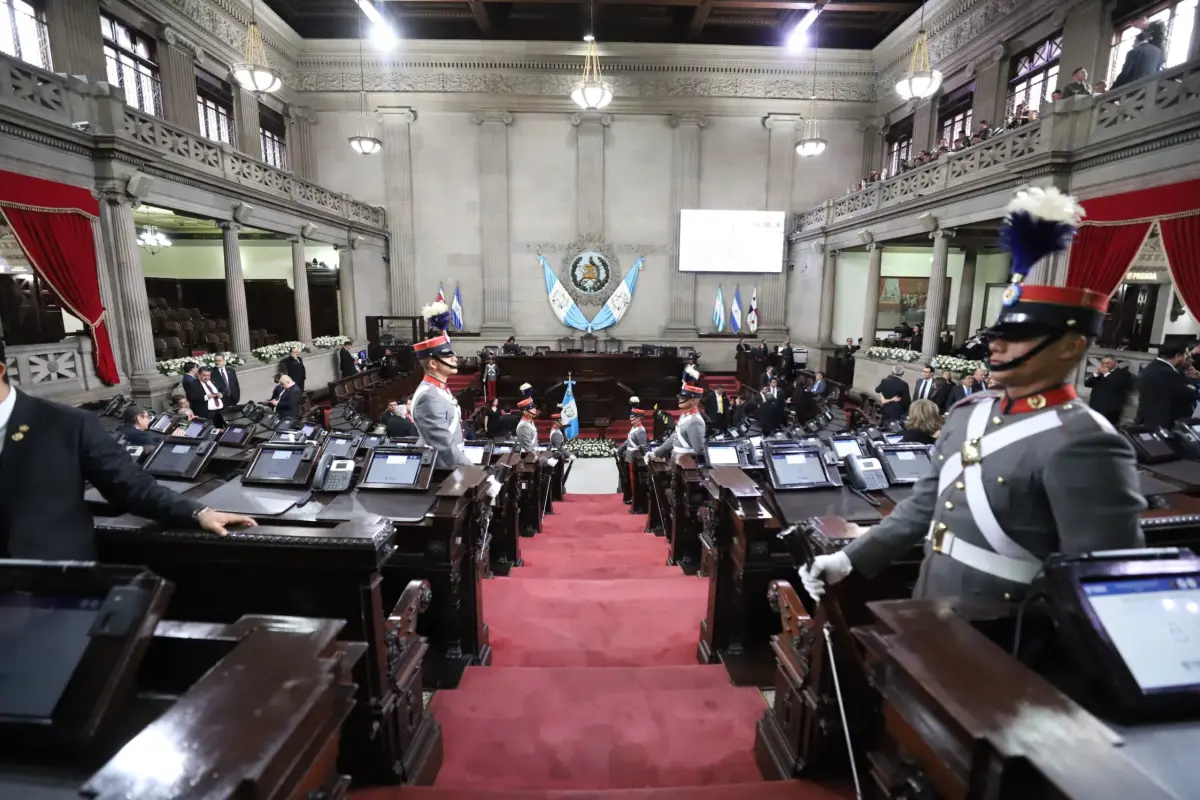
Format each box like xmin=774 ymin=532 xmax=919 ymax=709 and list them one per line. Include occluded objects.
xmin=896 ymin=69 xmax=942 ymax=101
xmin=349 ymin=135 xmax=382 ymax=155
xmin=570 ymin=79 xmax=613 ymax=110
xmin=796 ymin=137 xmax=827 ymax=157
xmin=232 ymin=64 xmax=282 ymax=94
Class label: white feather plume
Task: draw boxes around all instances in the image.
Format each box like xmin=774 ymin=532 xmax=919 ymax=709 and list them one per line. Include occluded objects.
xmin=684 ymin=365 xmax=700 ymax=380
xmin=421 ymin=300 xmax=450 ymax=319
xmin=1005 ymin=186 xmax=1085 ymax=225
xmin=629 ymin=395 xmax=640 ymax=404
xmin=519 ymin=382 xmax=532 ymax=392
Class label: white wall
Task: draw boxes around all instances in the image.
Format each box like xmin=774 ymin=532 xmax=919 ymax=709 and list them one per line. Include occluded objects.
xmin=138 ymin=240 xmax=340 ymax=286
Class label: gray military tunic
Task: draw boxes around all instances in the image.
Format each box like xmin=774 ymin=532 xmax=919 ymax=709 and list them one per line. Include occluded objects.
xmin=622 ymin=426 xmax=648 ymax=462
xmin=653 ymin=410 xmax=706 ymax=459
xmin=549 ymin=429 xmax=565 ymax=449
xmin=843 ymin=389 xmax=1146 ymax=602
xmin=411 ymin=376 xmax=471 ymax=469
xmin=516 ymin=417 xmax=539 ymax=453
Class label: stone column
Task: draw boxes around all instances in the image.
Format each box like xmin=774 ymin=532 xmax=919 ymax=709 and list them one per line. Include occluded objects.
xmin=337 ymin=243 xmax=358 ymax=341
xmin=955 ymin=247 xmax=978 ymax=346
xmin=381 ymin=108 xmax=418 ymax=316
xmin=288 ymin=107 xmax=317 ymax=181
xmin=912 ymin=98 xmax=938 ymax=152
xmin=862 ymin=242 xmax=884 ymax=345
xmin=1192 ymin=1 xmax=1200 ymax=61
xmin=817 ymin=247 xmax=839 ymax=345
xmin=89 ymin=214 xmax=127 ymax=382
xmin=970 ymin=45 xmax=1008 ymax=132
xmin=761 ymin=114 xmax=801 ymax=335
xmin=858 ymin=117 xmax=885 ymax=177
xmin=157 ymin=27 xmax=201 ymax=133
xmin=571 ymin=112 xmax=610 ymax=237
xmin=290 ymin=236 xmax=312 ymax=343
xmin=1058 ymin=0 xmax=1115 ymax=89
xmin=100 ymin=193 xmax=156 ymax=376
xmin=233 ymin=86 xmax=262 ymax=158
xmin=45 ymin=0 xmax=105 ymax=81
xmin=474 ymin=111 xmax=514 ymax=336
xmin=219 ymin=222 xmax=252 ymax=355
xmin=922 ymin=229 xmax=955 ymax=362
xmin=665 ymin=113 xmax=707 ymax=336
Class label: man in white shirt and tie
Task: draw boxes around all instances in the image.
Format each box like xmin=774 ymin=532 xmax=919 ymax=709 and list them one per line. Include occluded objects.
xmin=211 ymin=354 xmax=240 ymax=407
xmin=196 ymin=366 xmax=226 ymax=428
xmin=913 ymin=364 xmax=936 ymax=401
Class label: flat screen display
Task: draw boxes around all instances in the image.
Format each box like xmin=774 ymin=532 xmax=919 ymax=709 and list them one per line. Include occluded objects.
xmin=771 ymin=452 xmax=829 ymax=487
xmin=365 ymin=453 xmax=422 ymax=487
xmin=832 ymin=439 xmax=863 ymax=458
xmin=884 ymin=449 xmax=931 ymax=483
xmin=358 ymin=350 xmax=368 ymax=361
xmin=1084 ymin=576 xmax=1200 ymax=691
xmin=678 ymin=210 xmax=786 ymax=273
xmin=182 ymin=420 xmax=207 ymax=438
xmin=145 ymin=442 xmax=200 ymax=476
xmin=360 ymin=435 xmax=382 ymax=450
xmin=300 ymin=423 xmax=317 ymax=440
xmin=884 ymin=433 xmax=905 ymax=444
xmin=494 ymin=445 xmax=513 ymax=455
xmin=323 ymin=437 xmax=358 ymax=459
xmin=464 ymin=446 xmax=487 ymax=465
xmin=749 ymin=436 xmax=763 ymax=449
xmin=247 ymin=448 xmax=305 ymax=482
xmin=1138 ymin=432 xmax=1176 ymax=460
xmin=219 ymin=425 xmax=249 ymax=446
xmin=149 ymin=414 xmax=174 ymax=433
xmin=0 ymin=593 xmax=102 ymax=718
xmin=707 ymin=446 xmax=740 ymax=466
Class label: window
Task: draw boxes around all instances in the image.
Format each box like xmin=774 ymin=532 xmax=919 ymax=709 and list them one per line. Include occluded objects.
xmin=101 ymin=13 xmax=161 ymax=117
xmin=1108 ymin=0 xmax=1198 ymax=85
xmin=195 ymin=69 xmax=233 ymax=145
xmin=885 ymin=114 xmax=914 ymax=176
xmin=938 ymin=81 xmax=975 ymax=145
xmin=1 ymin=0 xmax=50 ymax=70
xmin=1005 ymin=34 xmax=1062 ymax=119
xmin=259 ymin=104 xmax=288 ymax=170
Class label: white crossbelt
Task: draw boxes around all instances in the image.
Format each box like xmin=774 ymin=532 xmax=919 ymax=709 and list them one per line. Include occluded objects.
xmin=930 ymin=400 xmax=1064 ymax=583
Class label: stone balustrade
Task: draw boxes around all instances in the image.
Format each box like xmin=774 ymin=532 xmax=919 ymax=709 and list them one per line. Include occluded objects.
xmin=4 ymin=337 xmax=103 ymax=397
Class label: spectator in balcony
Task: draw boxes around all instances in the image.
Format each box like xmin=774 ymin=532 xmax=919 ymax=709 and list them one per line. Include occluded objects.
xmin=935 ymin=139 xmax=950 ymax=157
xmin=1061 ymin=67 xmax=1093 ymax=97
xmin=955 ymin=133 xmax=972 ymax=150
xmin=1113 ymin=21 xmax=1167 ymax=89
xmin=1093 ymin=80 xmax=1108 ymax=93
xmin=1051 ymin=89 xmax=1063 ymax=102
xmin=976 ymin=120 xmax=992 ymax=140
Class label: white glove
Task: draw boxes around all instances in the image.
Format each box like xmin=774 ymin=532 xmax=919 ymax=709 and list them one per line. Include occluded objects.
xmin=797 ymin=551 xmax=853 ymax=602
xmin=644 ymin=453 xmax=652 ymax=465
xmin=547 ymin=457 xmax=559 ymax=467
xmin=485 ymin=475 xmax=502 ymax=500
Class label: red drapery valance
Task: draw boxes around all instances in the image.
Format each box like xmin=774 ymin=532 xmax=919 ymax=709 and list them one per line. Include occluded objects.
xmin=0 ymin=169 xmax=118 ymax=385
xmin=1066 ymin=179 xmax=1200 ymax=321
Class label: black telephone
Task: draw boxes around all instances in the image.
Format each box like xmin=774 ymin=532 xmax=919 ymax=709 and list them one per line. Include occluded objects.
xmin=844 ymin=453 xmax=889 ymax=492
xmin=311 ymin=452 xmax=356 ymax=492
xmin=1172 ymin=419 xmax=1200 ymax=459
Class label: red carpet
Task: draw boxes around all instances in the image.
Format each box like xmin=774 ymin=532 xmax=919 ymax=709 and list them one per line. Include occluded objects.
xmin=354 ymin=489 xmax=844 ymax=799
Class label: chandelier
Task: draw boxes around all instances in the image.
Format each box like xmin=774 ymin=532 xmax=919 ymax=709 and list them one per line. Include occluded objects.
xmin=348 ymin=9 xmax=382 ymax=155
xmin=570 ymin=4 xmax=613 ymax=111
xmin=231 ymin=0 xmax=283 ymax=94
xmin=137 ymin=226 xmax=171 ymax=255
xmin=895 ymin=3 xmax=941 ymax=101
xmin=795 ymin=17 xmax=826 ymax=158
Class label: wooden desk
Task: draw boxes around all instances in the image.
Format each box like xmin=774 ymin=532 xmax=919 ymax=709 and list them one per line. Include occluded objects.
xmin=645 ymin=458 xmax=672 ymax=536
xmin=666 ymin=453 xmax=705 ymax=574
xmin=488 ymin=452 xmax=523 ymax=576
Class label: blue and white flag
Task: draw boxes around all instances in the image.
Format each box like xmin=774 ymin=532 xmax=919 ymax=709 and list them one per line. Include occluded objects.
xmin=561 ymin=375 xmax=580 ymax=440
xmin=540 ymin=255 xmax=643 ymax=332
xmin=712 ymin=285 xmax=726 ymax=332
xmin=451 ymin=285 xmax=464 ymax=331
xmin=747 ymin=286 xmax=759 ymax=333
xmin=730 ymin=286 xmax=743 ymax=334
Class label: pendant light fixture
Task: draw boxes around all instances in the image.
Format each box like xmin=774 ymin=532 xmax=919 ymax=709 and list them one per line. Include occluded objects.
xmin=895 ymin=2 xmax=942 ymax=101
xmin=137 ymin=226 xmax=172 ymax=255
xmin=348 ymin=13 xmax=382 ymax=156
xmin=231 ymin=0 xmax=283 ymax=94
xmin=795 ymin=16 xmax=826 ymax=158
xmin=570 ymin=2 xmax=613 ymax=110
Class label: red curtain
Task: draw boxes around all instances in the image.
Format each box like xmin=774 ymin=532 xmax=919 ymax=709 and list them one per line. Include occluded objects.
xmin=1065 ymin=222 xmax=1153 ymax=297
xmin=1160 ymin=214 xmax=1200 ymax=320
xmin=0 ymin=169 xmax=118 ymax=386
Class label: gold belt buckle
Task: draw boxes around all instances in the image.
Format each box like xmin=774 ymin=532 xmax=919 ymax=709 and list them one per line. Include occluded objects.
xmin=961 ymin=437 xmax=982 ymax=467
xmin=931 ymin=522 xmax=949 ymax=553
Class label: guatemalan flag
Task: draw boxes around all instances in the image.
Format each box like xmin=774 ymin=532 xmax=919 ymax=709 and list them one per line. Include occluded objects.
xmin=712 ymin=285 xmax=726 ymax=332
xmin=560 ymin=375 xmax=580 ymax=440
xmin=451 ymin=285 xmax=464 ymax=331
xmin=747 ymin=286 xmax=759 ymax=333
xmin=730 ymin=286 xmax=743 ymax=334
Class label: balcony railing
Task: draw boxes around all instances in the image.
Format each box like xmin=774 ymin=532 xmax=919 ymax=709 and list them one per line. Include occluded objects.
xmin=0 ymin=51 xmax=386 ymax=231
xmin=796 ymin=58 xmax=1200 ymax=237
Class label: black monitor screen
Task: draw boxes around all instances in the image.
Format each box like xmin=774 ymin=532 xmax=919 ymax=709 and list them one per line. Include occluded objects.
xmin=300 ymin=423 xmax=317 ymax=440
xmin=365 ymin=452 xmax=422 ymax=487
xmin=323 ymin=437 xmax=358 ymax=459
xmin=183 ymin=420 xmax=207 ymax=438
xmin=358 ymin=350 xmax=368 ymax=361
xmin=884 ymin=449 xmax=932 ymax=483
xmin=145 ymin=442 xmax=200 ymax=476
xmin=247 ymin=448 xmax=306 ymax=482
xmin=884 ymin=433 xmax=905 ymax=444
xmin=464 ymin=446 xmax=487 ymax=465
xmin=1138 ymin=432 xmax=1176 ymax=460
xmin=360 ymin=434 xmax=382 ymax=450
xmin=707 ymin=446 xmax=740 ymax=466
xmin=0 ymin=593 xmax=103 ymax=718
xmin=770 ymin=452 xmax=829 ymax=487
xmin=149 ymin=414 xmax=174 ymax=434
xmin=219 ymin=426 xmax=249 ymax=446
xmin=831 ymin=438 xmax=863 ymax=459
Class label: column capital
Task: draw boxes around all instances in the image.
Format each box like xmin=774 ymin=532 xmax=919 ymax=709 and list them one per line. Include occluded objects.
xmin=287 ymin=105 xmax=316 ymax=124
xmin=160 ymin=25 xmax=203 ymax=60
xmin=930 ymin=228 xmax=956 ymax=240
xmin=828 ymin=249 xmax=842 ymax=257
xmin=473 ymin=110 xmax=513 ymax=125
xmin=287 ymin=235 xmax=304 ymax=244
xmin=94 ymin=187 xmax=132 ymax=206
xmin=669 ymin=113 xmax=708 ymax=129
xmin=762 ymin=114 xmax=802 ymax=130
xmin=570 ymin=112 xmax=611 ymax=127
xmin=866 ymin=241 xmax=885 ymax=252
xmin=218 ymin=221 xmax=242 ymax=233
xmin=379 ymin=107 xmax=417 ymax=124
xmin=857 ymin=116 xmax=886 ymax=132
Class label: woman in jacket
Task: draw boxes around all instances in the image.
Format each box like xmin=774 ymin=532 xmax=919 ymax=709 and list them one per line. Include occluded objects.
xmin=898 ymin=399 xmax=942 ymax=445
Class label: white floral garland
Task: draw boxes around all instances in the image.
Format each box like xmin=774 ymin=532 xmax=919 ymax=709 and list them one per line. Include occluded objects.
xmin=156 ymin=351 xmax=244 ymax=376
xmin=862 ymin=347 xmax=987 ymax=376
xmin=864 ymin=346 xmax=919 ymax=363
xmin=563 ymin=437 xmax=619 ymax=458
xmin=253 ymin=341 xmax=310 ymax=363
xmin=313 ymin=335 xmax=351 ymax=349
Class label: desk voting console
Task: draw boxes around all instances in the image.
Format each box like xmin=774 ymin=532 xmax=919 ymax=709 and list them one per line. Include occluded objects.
xmin=0 ymin=561 xmax=360 ymax=799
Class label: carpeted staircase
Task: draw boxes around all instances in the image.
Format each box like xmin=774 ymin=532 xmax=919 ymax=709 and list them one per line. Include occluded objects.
xmin=353 ymin=491 xmax=845 ymax=800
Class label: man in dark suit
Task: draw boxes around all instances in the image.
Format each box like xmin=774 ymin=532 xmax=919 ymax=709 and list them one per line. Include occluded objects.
xmin=948 ymin=374 xmax=979 ymax=406
xmin=912 ymin=364 xmax=937 ymax=402
xmin=1085 ymin=356 xmax=1133 ymax=426
xmin=703 ymin=386 xmax=729 ymax=433
xmin=759 ymin=365 xmax=776 ymax=389
xmin=384 ymin=397 xmax=419 ymax=437
xmin=1135 ymin=344 xmax=1198 ymax=429
xmin=272 ymin=374 xmax=303 ymax=420
xmin=875 ymin=365 xmax=912 ymax=422
xmin=754 ymin=387 xmax=786 ymax=435
xmin=809 ymin=371 xmax=828 ymax=396
xmin=210 ymin=354 xmax=240 ymax=407
xmin=0 ymin=341 xmax=254 ymax=560
xmin=281 ymin=347 xmax=307 ymax=391
xmin=180 ymin=361 xmax=205 ymax=412
xmin=338 ymin=342 xmax=360 ymax=379
xmin=116 ymin=405 xmax=160 ymax=447
xmin=193 ymin=367 xmax=227 ymax=428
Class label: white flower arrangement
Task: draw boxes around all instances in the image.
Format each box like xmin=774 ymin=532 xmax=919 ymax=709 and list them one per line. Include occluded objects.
xmin=312 ymin=335 xmax=351 ymax=349
xmin=933 ymin=355 xmax=988 ymax=375
xmin=563 ymin=437 xmax=619 ymax=458
xmin=156 ymin=352 xmax=244 ymax=376
xmin=864 ymin=347 xmax=920 ymax=363
xmin=253 ymin=341 xmax=309 ymax=363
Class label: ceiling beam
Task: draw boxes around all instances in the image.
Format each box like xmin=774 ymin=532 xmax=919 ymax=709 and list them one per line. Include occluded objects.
xmin=385 ymin=0 xmax=915 ymax=10
xmin=465 ymin=0 xmax=494 ymax=34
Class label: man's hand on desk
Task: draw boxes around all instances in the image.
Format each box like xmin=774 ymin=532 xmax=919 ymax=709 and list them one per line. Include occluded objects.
xmin=197 ymin=509 xmax=258 ymax=536
xmin=797 ymin=551 xmax=853 ymax=601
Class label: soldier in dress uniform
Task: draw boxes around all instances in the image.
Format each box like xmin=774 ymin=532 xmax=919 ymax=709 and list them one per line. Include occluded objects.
xmin=620 ymin=412 xmax=649 ymax=505
xmin=516 ymin=386 xmax=539 ymax=453
xmin=411 ymin=302 xmax=472 ymax=469
xmin=548 ymin=415 xmax=566 ymax=449
xmin=649 ymin=380 xmax=706 ymax=461
xmin=483 ymin=355 xmax=499 ymax=403
xmin=800 ymin=187 xmax=1146 ymax=604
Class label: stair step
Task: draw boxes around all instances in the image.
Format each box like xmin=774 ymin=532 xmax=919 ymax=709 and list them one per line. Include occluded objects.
xmin=375 ymin=780 xmax=840 ymax=798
